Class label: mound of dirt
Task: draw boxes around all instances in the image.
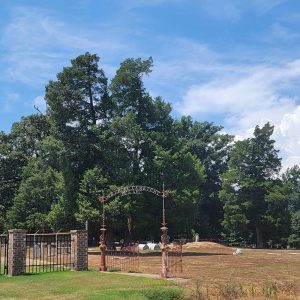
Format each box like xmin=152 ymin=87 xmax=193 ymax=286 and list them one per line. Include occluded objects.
xmin=183 ymin=241 xmax=229 ymax=249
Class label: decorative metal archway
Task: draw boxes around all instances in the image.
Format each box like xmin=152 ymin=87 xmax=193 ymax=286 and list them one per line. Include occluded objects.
xmin=98 ymin=185 xmax=171 ymax=278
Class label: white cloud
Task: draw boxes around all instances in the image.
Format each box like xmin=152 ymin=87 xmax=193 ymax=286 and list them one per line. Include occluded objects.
xmin=1 ymin=8 xmax=67 ymax=84
xmin=1 ymin=6 xmax=130 ymax=85
xmin=144 ymin=37 xmax=228 ymax=100
xmin=275 ymin=106 xmax=300 ymax=170
xmin=144 ymin=37 xmax=300 ymax=170
xmin=2 ymin=92 xmax=20 ymax=113
xmin=267 ymin=22 xmax=300 ymax=42
xmin=178 ymin=60 xmax=300 ymax=118
xmin=177 ymin=60 xmax=300 ymax=169
xmin=150 ymin=38 xmax=218 ymax=80
xmin=1 ymin=4 xmax=299 ymax=170
xmin=122 ymin=0 xmax=183 ymax=9
xmin=250 ymin=0 xmax=287 ymax=13
xmin=201 ymin=0 xmax=241 ymax=21
xmin=199 ymin=0 xmax=287 ymax=21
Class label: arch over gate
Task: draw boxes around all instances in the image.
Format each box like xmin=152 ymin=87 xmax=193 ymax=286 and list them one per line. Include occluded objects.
xmin=98 ymin=185 xmax=172 ymax=278
xmin=99 ymin=185 xmax=166 ymax=202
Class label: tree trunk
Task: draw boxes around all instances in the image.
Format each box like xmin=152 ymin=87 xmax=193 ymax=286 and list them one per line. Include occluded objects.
xmin=255 ymin=225 xmax=264 ymax=248
xmin=126 ymin=216 xmax=133 ymax=244
xmin=87 ymin=65 xmax=96 ymax=125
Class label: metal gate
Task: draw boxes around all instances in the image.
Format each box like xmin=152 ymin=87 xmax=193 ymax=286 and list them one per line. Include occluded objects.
xmin=168 ymin=242 xmax=183 ymax=274
xmin=0 ymin=234 xmax=8 ymax=275
xmin=106 ymin=244 xmax=139 ymax=272
xmin=26 ymin=233 xmax=72 ymax=273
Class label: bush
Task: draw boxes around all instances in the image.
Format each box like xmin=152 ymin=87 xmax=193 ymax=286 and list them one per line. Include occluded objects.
xmin=218 ymin=281 xmax=246 ymax=300
xmin=143 ymin=287 xmax=184 ymax=300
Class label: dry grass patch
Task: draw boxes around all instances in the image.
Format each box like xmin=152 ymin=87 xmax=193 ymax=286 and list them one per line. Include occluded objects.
xmin=89 ymin=244 xmax=300 ymax=299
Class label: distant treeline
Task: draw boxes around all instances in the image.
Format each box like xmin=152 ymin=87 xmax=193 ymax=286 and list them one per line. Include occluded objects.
xmin=1 ymin=53 xmax=299 ymax=248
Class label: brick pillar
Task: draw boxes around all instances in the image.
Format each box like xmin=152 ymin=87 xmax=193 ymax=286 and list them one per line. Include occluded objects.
xmin=71 ymin=230 xmax=88 ymax=271
xmin=8 ymin=229 xmax=26 ymax=276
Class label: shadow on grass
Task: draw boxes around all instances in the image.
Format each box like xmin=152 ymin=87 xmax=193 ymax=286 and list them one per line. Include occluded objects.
xmin=182 ymin=252 xmax=231 ymax=257
xmin=88 ymin=251 xmax=230 ymax=257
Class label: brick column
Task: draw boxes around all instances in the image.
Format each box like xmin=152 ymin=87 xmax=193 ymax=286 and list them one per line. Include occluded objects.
xmin=71 ymin=230 xmax=88 ymax=271
xmin=8 ymin=229 xmax=26 ymax=276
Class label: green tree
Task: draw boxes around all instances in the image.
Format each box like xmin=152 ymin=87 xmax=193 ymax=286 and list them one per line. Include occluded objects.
xmin=76 ymin=166 xmax=108 ymax=224
xmin=288 ymin=211 xmax=300 ymax=248
xmin=0 ymin=132 xmax=26 ymax=231
xmin=220 ymin=123 xmax=282 ymax=247
xmin=46 ymin=52 xmax=110 ymax=129
xmin=110 ymin=57 xmax=153 ymax=128
xmin=174 ymin=117 xmax=233 ymax=238
xmin=7 ymin=160 xmax=64 ymax=231
xmin=283 ymin=165 xmax=300 ymax=247
xmin=45 ymin=52 xmax=111 ymax=174
xmin=9 ymin=114 xmax=52 ymax=157
xmin=0 ymin=115 xmax=52 ymax=231
xmin=150 ymin=141 xmax=206 ymax=238
xmin=283 ymin=165 xmax=300 ymax=212
xmin=263 ymin=184 xmax=291 ymax=247
xmin=45 ymin=53 xmax=111 ymax=226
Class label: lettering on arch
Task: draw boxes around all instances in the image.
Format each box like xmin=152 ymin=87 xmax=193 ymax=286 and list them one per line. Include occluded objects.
xmin=104 ymin=185 xmax=164 ymax=201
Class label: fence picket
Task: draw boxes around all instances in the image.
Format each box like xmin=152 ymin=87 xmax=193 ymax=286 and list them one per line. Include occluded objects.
xmin=26 ymin=233 xmax=72 ymax=273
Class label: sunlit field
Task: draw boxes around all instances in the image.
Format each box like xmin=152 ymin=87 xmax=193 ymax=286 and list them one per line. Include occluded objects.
xmin=89 ymin=242 xmax=300 ymax=299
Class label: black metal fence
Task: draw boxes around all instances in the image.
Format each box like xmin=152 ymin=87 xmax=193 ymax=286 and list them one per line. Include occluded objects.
xmin=26 ymin=233 xmax=72 ymax=273
xmin=0 ymin=235 xmax=8 ymax=275
xmin=168 ymin=242 xmax=183 ymax=274
xmin=106 ymin=244 xmax=139 ymax=272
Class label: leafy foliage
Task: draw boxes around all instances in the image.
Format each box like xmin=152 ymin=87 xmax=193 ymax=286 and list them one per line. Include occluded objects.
xmin=283 ymin=166 xmax=300 ymax=247
xmin=7 ymin=161 xmax=64 ymax=231
xmin=220 ymin=123 xmax=283 ymax=247
xmin=0 ymin=53 xmax=297 ymax=248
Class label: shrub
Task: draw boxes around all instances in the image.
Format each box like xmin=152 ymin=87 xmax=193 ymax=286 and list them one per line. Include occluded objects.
xmin=143 ymin=287 xmax=184 ymax=300
xmin=218 ymin=281 xmax=246 ymax=300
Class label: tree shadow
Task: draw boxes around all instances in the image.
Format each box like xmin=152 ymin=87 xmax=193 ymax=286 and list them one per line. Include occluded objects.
xmin=88 ymin=250 xmax=231 ymax=257
xmin=183 ymin=252 xmax=231 ymax=257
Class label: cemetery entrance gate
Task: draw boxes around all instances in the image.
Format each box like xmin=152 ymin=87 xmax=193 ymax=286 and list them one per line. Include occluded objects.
xmin=98 ymin=185 xmax=182 ymax=278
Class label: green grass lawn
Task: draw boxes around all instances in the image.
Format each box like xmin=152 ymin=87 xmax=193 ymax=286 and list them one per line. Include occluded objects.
xmin=0 ymin=271 xmax=184 ymax=300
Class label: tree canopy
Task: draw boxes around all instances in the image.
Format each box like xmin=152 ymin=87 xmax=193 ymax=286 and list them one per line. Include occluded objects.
xmin=1 ymin=52 xmax=299 ymax=248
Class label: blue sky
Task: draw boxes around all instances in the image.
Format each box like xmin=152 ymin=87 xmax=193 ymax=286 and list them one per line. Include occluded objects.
xmin=1 ymin=0 xmax=300 ymax=169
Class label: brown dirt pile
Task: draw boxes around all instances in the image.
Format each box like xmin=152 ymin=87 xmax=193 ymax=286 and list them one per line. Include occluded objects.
xmin=183 ymin=241 xmax=229 ymax=249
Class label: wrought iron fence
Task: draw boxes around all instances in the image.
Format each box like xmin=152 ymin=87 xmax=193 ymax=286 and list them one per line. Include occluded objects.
xmin=0 ymin=234 xmax=8 ymax=275
xmin=168 ymin=242 xmax=183 ymax=274
xmin=106 ymin=244 xmax=139 ymax=272
xmin=26 ymin=233 xmax=72 ymax=273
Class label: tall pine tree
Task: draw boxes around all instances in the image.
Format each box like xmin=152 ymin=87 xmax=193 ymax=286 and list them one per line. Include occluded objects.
xmin=220 ymin=123 xmax=281 ymax=247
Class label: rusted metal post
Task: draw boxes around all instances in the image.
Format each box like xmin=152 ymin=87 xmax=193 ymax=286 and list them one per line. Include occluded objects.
xmin=160 ymin=183 xmax=170 ymax=278
xmin=99 ymin=196 xmax=107 ymax=271
xmin=160 ymin=226 xmax=169 ymax=278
